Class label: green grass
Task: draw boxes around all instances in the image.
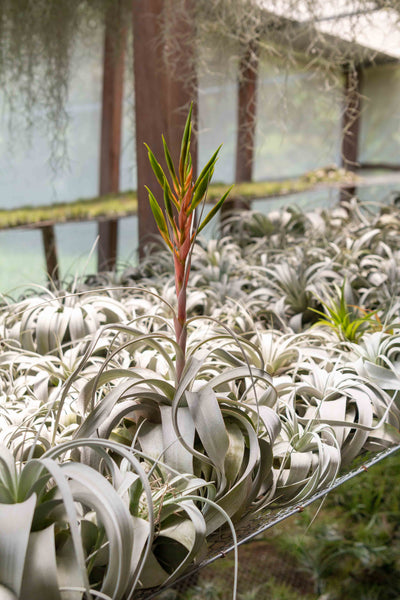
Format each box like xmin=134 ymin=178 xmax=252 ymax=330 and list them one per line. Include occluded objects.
xmin=273 ymin=450 xmax=400 ymax=599
xmin=176 ymin=577 xmax=313 ymax=600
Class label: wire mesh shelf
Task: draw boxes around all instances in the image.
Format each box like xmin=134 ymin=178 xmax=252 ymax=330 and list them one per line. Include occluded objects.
xmin=133 ymin=442 xmax=400 ymax=599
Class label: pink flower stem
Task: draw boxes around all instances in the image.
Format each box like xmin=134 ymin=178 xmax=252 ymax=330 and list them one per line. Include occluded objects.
xmin=174 ymin=242 xmax=191 ymax=381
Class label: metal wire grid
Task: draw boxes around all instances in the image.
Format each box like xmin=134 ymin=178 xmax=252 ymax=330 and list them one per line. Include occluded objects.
xmin=133 ymin=443 xmax=400 ymax=599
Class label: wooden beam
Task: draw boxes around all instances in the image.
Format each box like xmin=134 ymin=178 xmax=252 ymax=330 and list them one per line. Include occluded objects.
xmin=132 ymin=0 xmax=197 ymax=256
xmin=41 ymin=225 xmax=60 ymax=283
xmin=97 ymin=3 xmax=126 ymax=272
xmin=340 ymin=66 xmax=362 ymax=202
xmin=359 ymin=162 xmax=400 ymax=171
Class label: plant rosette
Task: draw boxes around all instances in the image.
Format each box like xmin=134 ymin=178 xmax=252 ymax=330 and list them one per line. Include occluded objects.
xmin=2 ymin=110 xmax=400 ymax=597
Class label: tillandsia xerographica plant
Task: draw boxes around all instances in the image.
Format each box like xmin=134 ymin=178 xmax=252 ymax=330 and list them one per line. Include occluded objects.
xmin=145 ymin=103 xmax=232 ymax=382
xmin=3 ymin=114 xmax=400 ymax=599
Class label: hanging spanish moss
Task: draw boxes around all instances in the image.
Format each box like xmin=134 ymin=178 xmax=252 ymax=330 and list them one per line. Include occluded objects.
xmin=192 ymin=0 xmax=400 ymax=91
xmin=0 ymin=0 xmax=398 ymax=170
xmin=191 ymin=0 xmax=400 ymax=172
xmin=0 ymin=0 xmax=130 ymax=168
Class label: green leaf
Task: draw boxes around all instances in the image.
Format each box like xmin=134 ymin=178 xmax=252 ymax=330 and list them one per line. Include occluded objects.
xmin=146 ymin=187 xmax=167 ymax=235
xmin=186 ymin=152 xmax=192 ymax=179
xmin=187 ymin=166 xmax=214 ymax=215
xmin=144 ymin=144 xmax=166 ymax=188
xmin=145 ymin=187 xmax=172 ymax=250
xmin=197 ymin=186 xmax=233 ymax=234
xmin=162 ymin=135 xmax=179 ymax=189
xmin=163 ymin=180 xmax=175 ymax=227
xmin=192 ymin=146 xmax=221 ymax=195
xmin=145 ymin=142 xmax=178 ymax=212
xmin=179 ymin=103 xmax=193 ymax=182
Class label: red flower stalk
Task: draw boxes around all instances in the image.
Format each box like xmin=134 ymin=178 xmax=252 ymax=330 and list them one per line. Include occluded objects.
xmin=145 ymin=104 xmax=232 ymax=382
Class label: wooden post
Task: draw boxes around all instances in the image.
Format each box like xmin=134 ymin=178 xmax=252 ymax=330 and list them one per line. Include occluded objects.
xmin=97 ymin=3 xmax=126 ymax=272
xmin=162 ymin=1 xmax=198 ymax=173
xmin=236 ymin=41 xmax=259 ymax=184
xmin=340 ymin=65 xmax=362 ymax=202
xmin=223 ymin=41 xmax=259 ymax=217
xmin=41 ymin=225 xmax=60 ymax=283
xmin=132 ymin=0 xmax=197 ymax=256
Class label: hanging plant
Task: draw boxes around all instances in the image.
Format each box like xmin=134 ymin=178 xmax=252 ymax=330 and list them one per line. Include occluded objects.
xmin=0 ymin=0 xmax=130 ymax=165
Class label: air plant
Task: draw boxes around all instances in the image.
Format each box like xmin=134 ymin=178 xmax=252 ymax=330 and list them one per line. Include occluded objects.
xmin=0 ymin=440 xmax=155 ymax=600
xmin=145 ymin=103 xmax=232 ymax=382
xmin=2 ymin=117 xmax=400 ymax=599
xmin=311 ymin=282 xmax=379 ymax=343
xmin=3 ymin=288 xmax=129 ymax=355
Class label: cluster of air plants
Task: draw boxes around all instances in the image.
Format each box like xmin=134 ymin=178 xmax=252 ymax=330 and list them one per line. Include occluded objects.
xmin=1 ymin=110 xmax=400 ymax=599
